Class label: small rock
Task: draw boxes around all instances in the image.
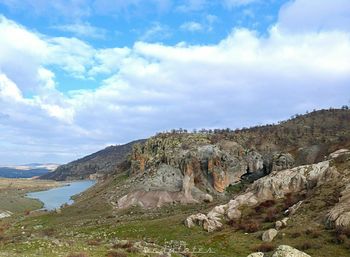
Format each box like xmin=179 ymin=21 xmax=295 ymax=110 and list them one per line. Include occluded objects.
xmin=262 ymin=229 xmax=278 ymax=242
xmin=203 ymin=194 xmax=213 ymax=203
xmin=275 ymin=221 xmax=283 ymax=230
xmin=247 ymin=253 xmax=265 ymax=257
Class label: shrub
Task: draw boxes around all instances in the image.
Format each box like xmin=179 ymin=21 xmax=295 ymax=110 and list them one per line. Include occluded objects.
xmin=336 ymin=227 xmax=350 ymax=238
xmin=335 ymin=234 xmax=348 ymax=244
xmin=87 ymin=239 xmax=101 ymax=246
xmin=305 ymin=228 xmax=322 ymax=238
xmin=67 ymin=253 xmax=89 ymax=257
xmin=239 ymin=219 xmax=261 ymax=233
xmin=300 ymin=241 xmax=321 ymax=250
xmin=253 ymin=243 xmax=275 ymax=252
xmin=255 ymin=200 xmax=276 ymax=213
xmin=126 ymin=247 xmax=139 ymax=253
xmin=106 ymin=251 xmax=127 ymax=257
xmin=290 ymin=232 xmax=302 ymax=238
xmin=264 ymin=208 xmax=278 ymax=222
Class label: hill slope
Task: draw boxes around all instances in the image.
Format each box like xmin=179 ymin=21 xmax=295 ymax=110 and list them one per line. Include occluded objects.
xmin=0 ymin=167 xmax=50 ymax=178
xmin=41 ymin=140 xmax=144 ymax=181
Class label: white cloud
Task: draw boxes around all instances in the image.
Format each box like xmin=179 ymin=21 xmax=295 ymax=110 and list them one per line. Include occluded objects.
xmin=278 ymin=0 xmax=350 ymax=33
xmin=140 ymin=23 xmax=171 ymax=41
xmin=52 ymin=22 xmax=107 ymax=39
xmin=1 ymin=1 xmax=350 ymax=164
xmin=180 ymin=21 xmax=204 ymax=32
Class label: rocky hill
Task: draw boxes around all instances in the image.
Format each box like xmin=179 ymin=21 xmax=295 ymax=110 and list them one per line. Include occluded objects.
xmin=103 ymin=109 xmax=350 ymax=209
xmin=41 ymin=140 xmax=144 ymax=181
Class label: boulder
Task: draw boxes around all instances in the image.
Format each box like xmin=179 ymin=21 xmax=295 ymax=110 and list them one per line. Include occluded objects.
xmin=329 ymin=149 xmax=350 ymax=159
xmin=272 ymin=153 xmax=295 ymax=171
xmin=271 ymin=245 xmax=311 ymax=257
xmin=262 ymin=228 xmax=278 ymax=242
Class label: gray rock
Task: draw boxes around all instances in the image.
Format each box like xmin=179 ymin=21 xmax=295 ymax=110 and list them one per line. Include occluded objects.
xmin=262 ymin=229 xmax=278 ymax=242
xmin=272 ymin=245 xmax=311 ymax=257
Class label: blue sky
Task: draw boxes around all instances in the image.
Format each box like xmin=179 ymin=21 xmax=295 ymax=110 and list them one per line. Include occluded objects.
xmin=0 ymin=0 xmax=350 ymax=164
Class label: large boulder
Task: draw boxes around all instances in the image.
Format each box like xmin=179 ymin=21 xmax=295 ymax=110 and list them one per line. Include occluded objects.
xmin=271 ymin=245 xmax=311 ymax=257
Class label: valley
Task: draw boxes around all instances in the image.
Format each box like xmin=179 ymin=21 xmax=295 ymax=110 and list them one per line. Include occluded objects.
xmin=1 ymin=109 xmax=350 ymax=257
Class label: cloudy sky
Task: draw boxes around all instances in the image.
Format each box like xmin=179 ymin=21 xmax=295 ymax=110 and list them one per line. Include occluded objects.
xmin=0 ymin=0 xmax=349 ymax=165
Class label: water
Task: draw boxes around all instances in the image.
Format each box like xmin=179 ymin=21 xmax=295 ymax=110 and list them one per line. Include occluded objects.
xmin=26 ymin=180 xmax=95 ymax=210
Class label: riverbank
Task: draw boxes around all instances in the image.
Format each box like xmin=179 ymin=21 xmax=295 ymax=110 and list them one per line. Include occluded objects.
xmin=0 ymin=178 xmax=63 ymax=215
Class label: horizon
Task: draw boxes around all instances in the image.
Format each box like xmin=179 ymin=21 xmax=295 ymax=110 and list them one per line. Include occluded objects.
xmin=1 ymin=0 xmax=350 ymax=165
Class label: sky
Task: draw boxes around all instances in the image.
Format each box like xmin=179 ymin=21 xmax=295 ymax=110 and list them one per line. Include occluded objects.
xmin=0 ymin=0 xmax=350 ymax=165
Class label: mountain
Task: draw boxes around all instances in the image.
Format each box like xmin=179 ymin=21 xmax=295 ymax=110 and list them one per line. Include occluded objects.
xmin=0 ymin=163 xmax=58 ymax=178
xmin=40 ymin=139 xmax=145 ymax=181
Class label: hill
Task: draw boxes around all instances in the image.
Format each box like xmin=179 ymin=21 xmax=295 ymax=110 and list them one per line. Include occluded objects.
xmin=40 ymin=139 xmax=145 ymax=181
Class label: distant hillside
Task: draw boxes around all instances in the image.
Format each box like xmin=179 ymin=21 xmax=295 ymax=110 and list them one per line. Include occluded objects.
xmin=0 ymin=167 xmax=50 ymax=178
xmin=41 ymin=140 xmax=145 ymax=181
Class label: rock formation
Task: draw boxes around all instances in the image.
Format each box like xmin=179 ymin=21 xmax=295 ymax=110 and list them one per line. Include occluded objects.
xmin=186 ymin=150 xmax=342 ymax=231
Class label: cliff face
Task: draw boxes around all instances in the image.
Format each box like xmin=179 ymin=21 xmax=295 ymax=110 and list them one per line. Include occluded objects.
xmin=41 ymin=140 xmax=144 ymax=181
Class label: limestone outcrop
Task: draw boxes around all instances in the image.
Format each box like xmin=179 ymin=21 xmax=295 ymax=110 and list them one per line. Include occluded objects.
xmin=186 ymin=155 xmax=339 ymax=231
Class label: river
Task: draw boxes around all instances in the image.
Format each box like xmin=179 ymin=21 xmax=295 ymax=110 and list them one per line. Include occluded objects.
xmin=26 ymin=180 xmax=95 ymax=211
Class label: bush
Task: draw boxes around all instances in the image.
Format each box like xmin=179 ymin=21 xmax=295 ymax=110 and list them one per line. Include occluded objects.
xmin=290 ymin=232 xmax=302 ymax=238
xmin=305 ymin=228 xmax=322 ymax=238
xmin=67 ymin=253 xmax=89 ymax=257
xmin=253 ymin=243 xmax=275 ymax=252
xmin=264 ymin=208 xmax=278 ymax=222
xmin=239 ymin=219 xmax=261 ymax=233
xmin=87 ymin=239 xmax=101 ymax=246
xmin=255 ymin=200 xmax=276 ymax=213
xmin=298 ymin=242 xmax=320 ymax=251
xmin=106 ymin=251 xmax=127 ymax=257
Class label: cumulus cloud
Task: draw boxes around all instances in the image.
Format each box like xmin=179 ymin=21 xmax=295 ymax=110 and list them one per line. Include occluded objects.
xmin=278 ymin=0 xmax=350 ymax=32
xmin=1 ymin=0 xmax=350 ymax=164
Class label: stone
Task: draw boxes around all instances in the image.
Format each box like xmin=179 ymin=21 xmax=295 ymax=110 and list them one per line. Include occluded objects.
xmin=275 ymin=221 xmax=283 ymax=230
xmin=329 ymin=149 xmax=350 ymax=159
xmin=271 ymin=245 xmax=311 ymax=257
xmin=272 ymin=153 xmax=295 ymax=171
xmin=262 ymin=228 xmax=278 ymax=242
xmin=247 ymin=253 xmax=265 ymax=257
xmin=281 ymin=218 xmax=289 ymax=227
xmin=202 ymin=193 xmax=213 ymax=203
xmin=286 ymin=201 xmax=303 ymax=216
